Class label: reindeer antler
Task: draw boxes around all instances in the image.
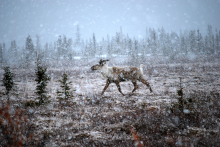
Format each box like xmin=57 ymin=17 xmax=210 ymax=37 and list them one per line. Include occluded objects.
xmin=99 ymin=59 xmax=109 ymax=65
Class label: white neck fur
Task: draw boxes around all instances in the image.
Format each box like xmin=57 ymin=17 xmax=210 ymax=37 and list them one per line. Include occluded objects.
xmin=100 ymin=64 xmax=112 ymax=79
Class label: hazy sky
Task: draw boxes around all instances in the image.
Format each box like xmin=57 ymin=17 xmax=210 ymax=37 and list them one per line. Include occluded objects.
xmin=0 ymin=0 xmax=220 ymax=47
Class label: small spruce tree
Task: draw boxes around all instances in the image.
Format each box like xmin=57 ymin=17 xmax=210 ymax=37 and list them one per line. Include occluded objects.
xmin=35 ymin=61 xmax=50 ymax=105
xmin=57 ymin=72 xmax=72 ymax=99
xmin=2 ymin=67 xmax=15 ymax=99
xmin=177 ymin=77 xmax=184 ymax=113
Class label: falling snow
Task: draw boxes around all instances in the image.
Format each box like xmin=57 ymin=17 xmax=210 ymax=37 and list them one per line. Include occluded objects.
xmin=0 ymin=0 xmax=220 ymax=146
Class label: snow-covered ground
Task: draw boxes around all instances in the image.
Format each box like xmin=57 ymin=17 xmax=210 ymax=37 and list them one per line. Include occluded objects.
xmin=0 ymin=58 xmax=220 ymax=146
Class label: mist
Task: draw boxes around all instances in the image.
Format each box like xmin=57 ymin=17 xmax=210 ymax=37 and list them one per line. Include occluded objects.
xmin=1 ymin=0 xmax=220 ymax=46
xmin=0 ymin=1 xmax=220 ymax=146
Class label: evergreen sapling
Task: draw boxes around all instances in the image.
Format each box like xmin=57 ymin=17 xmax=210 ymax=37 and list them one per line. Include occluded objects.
xmin=35 ymin=62 xmax=50 ymax=105
xmin=57 ymin=72 xmax=72 ymax=99
xmin=177 ymin=77 xmax=184 ymax=112
xmin=2 ymin=67 xmax=15 ymax=99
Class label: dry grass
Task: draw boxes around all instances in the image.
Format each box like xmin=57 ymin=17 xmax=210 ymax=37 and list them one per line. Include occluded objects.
xmin=0 ymin=57 xmax=220 ymax=146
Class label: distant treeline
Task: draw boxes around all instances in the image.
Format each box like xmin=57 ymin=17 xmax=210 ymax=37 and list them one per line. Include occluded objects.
xmin=0 ymin=25 xmax=220 ymax=67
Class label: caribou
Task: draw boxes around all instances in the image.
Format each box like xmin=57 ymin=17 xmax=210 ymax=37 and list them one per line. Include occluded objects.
xmin=91 ymin=59 xmax=153 ymax=96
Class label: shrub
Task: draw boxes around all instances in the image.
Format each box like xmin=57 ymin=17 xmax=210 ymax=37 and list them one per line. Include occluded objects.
xmin=0 ymin=103 xmax=40 ymax=146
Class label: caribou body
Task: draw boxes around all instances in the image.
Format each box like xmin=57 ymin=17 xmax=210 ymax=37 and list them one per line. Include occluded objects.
xmin=91 ymin=59 xmax=153 ymax=96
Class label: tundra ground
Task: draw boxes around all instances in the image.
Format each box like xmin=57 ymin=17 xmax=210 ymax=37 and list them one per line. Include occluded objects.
xmin=0 ymin=57 xmax=220 ymax=146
